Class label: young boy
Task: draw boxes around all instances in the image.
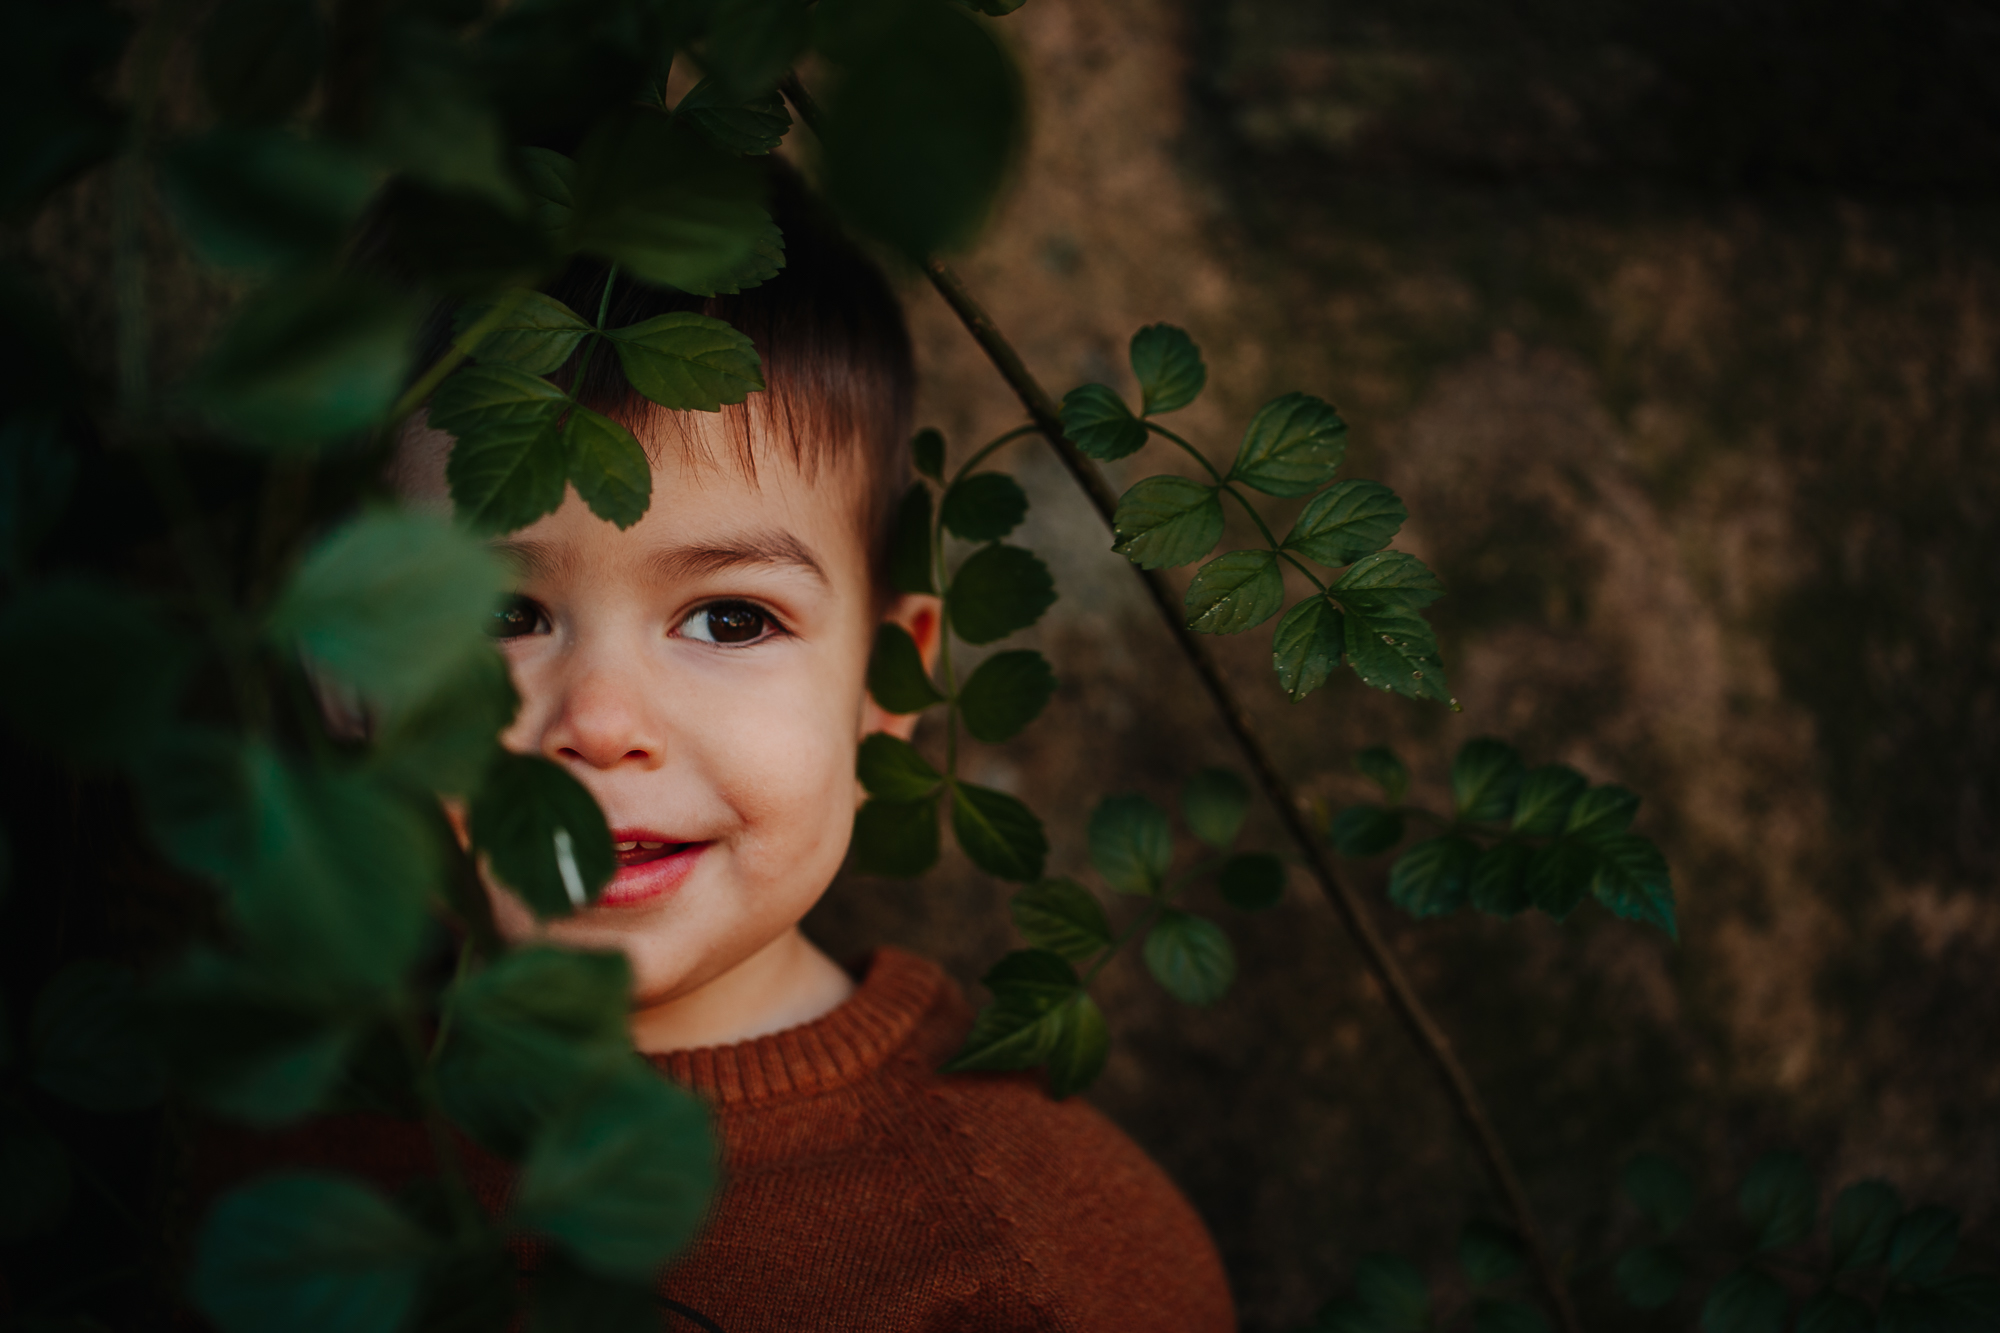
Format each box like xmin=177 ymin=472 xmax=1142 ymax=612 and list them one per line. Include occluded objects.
xmin=391 ymin=169 xmax=1238 ymax=1330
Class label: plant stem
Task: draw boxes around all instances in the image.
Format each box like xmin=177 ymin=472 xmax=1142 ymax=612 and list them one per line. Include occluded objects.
xmin=1143 ymin=425 xmax=1330 ymax=592
xmin=1083 ymin=899 xmax=1163 ymax=988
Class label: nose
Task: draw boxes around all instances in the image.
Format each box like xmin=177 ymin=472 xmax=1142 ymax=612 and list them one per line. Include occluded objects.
xmin=532 ymin=647 xmax=667 ymax=773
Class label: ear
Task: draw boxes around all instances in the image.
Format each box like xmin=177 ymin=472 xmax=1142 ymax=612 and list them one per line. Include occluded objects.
xmin=859 ymin=592 xmax=943 ymax=743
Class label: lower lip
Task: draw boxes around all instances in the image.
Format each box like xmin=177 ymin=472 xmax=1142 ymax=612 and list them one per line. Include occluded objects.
xmin=594 ymin=843 xmax=709 ymax=908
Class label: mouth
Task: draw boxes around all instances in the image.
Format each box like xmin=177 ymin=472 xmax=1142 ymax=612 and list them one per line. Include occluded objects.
xmin=613 ymin=836 xmax=696 ymax=867
xmin=595 ymin=829 xmax=709 ymax=907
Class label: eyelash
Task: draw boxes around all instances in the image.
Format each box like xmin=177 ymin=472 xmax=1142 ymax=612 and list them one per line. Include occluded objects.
xmin=488 ymin=596 xmax=786 ymax=647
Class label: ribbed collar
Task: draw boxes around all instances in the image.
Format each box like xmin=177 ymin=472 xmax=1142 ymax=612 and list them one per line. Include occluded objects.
xmin=644 ymin=947 xmax=946 ymax=1108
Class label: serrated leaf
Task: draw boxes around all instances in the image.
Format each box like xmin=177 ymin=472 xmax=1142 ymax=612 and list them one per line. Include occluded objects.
xmin=942 ymin=472 xmax=1029 ymax=542
xmin=958 ymin=649 xmax=1055 ymax=742
xmin=887 ymin=483 xmax=936 ymax=595
xmin=1829 ymin=1180 xmax=1901 ymax=1272
xmin=1342 ymin=603 xmax=1450 ymax=702
xmin=469 ymin=751 xmax=616 ymax=919
xmin=1284 ymin=481 xmax=1407 ymax=567
xmin=1129 ymin=323 xmax=1206 ymax=415
xmin=911 ymin=427 xmax=945 ymax=481
xmin=1010 ymin=878 xmax=1111 ymax=963
xmin=1739 ymin=1151 xmax=1818 ymax=1251
xmin=1231 ymin=392 xmax=1347 ymax=497
xmin=1088 ymin=793 xmax=1173 ymax=896
xmin=453 ymin=292 xmax=592 ymax=375
xmin=1355 ymin=746 xmax=1409 ymax=804
xmin=433 ymin=364 xmax=571 ymax=535
xmin=1796 ymin=1292 xmax=1873 ymax=1333
xmin=0 ymin=578 xmax=194 ymax=766
xmin=1525 ymin=837 xmax=1598 ymax=921
xmin=1701 ymin=1267 xmax=1788 ymax=1333
xmin=1889 ymin=1206 xmax=1959 ymax=1284
xmin=201 ymin=0 xmax=321 ymax=123
xmin=867 ymin=623 xmax=944 ymax=715
xmin=1623 ymin=1153 xmax=1696 ymax=1235
xmin=563 ymin=405 xmax=651 ymax=529
xmin=1565 ymin=785 xmax=1641 ymax=842
xmin=1472 ymin=1301 xmax=1552 ymax=1333
xmin=1181 ymin=767 xmax=1250 ymax=850
xmin=1469 ymin=842 xmax=1533 ymax=917
xmin=605 ymin=311 xmax=764 ymax=411
xmin=945 ymin=990 xmax=1066 ymax=1073
xmin=1218 ymin=852 xmax=1285 ymax=911
xmin=1614 ymin=1244 xmax=1686 ymax=1311
xmin=1592 ymin=833 xmax=1676 ymax=938
xmin=1511 ymin=765 xmax=1587 ymax=836
xmin=952 ymin=782 xmax=1047 ymax=882
xmin=676 ymin=77 xmax=793 ymax=155
xmin=1044 ymin=993 xmax=1110 ymax=1099
xmin=1060 ymin=383 xmax=1147 ymax=461
xmin=163 ymin=128 xmax=375 ymax=270
xmin=1452 ymin=738 xmax=1525 ymax=823
xmin=1387 ymin=834 xmax=1478 ymax=918
xmin=849 ymin=796 xmax=939 ymax=877
xmin=947 ymin=544 xmax=1055 ymax=645
xmin=857 ymin=733 xmax=942 ymax=801
xmin=30 ymin=961 xmax=164 ymax=1113
xmin=1272 ymin=596 xmax=1345 ymax=701
xmin=1333 ymin=550 xmax=1444 ymax=612
xmin=1185 ymin=549 xmax=1284 ymax=634
xmin=1329 ymin=806 xmax=1404 ymax=858
xmin=1354 ymin=1253 xmax=1429 ymax=1332
xmin=1113 ymin=474 xmax=1223 ymax=570
xmin=1143 ymin=910 xmax=1235 ymax=1006
xmin=1459 ymin=1220 xmax=1525 ymax=1287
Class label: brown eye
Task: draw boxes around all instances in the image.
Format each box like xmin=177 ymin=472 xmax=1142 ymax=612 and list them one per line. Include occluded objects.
xmin=681 ymin=601 xmax=772 ymax=645
xmin=491 ymin=595 xmax=547 ymax=639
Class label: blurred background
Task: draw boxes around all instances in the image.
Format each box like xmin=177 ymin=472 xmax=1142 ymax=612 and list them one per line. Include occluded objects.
xmin=800 ymin=0 xmax=2000 ymax=1327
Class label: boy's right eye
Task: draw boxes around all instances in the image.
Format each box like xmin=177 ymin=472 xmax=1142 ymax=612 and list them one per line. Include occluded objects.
xmin=490 ymin=595 xmax=550 ymax=639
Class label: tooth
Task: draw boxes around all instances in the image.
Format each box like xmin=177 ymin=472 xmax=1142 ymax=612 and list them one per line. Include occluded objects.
xmin=614 ymin=841 xmax=637 ymax=852
xmin=639 ymin=841 xmax=664 ymax=850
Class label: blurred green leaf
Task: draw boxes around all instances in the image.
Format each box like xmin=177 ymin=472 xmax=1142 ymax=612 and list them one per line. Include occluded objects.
xmin=1130 ymin=324 xmax=1206 ymax=416
xmin=1387 ymin=834 xmax=1478 ymax=918
xmin=191 ymin=1173 xmax=434 ymax=1333
xmin=857 ymin=733 xmax=942 ymax=801
xmin=30 ymin=961 xmax=164 ymax=1113
xmin=163 ymin=128 xmax=376 ymax=270
xmin=1623 ymin=1152 xmax=1696 ymax=1235
xmin=942 ymin=472 xmax=1029 ymax=542
xmin=1452 ymin=738 xmax=1525 ymax=823
xmin=1614 ymin=1244 xmax=1686 ymax=1311
xmin=958 ymin=649 xmax=1055 ymax=742
xmin=151 ymin=949 xmax=358 ymax=1125
xmin=1342 ymin=603 xmax=1449 ymax=703
xmin=1591 ymin=833 xmax=1676 ymax=938
xmin=189 ymin=272 xmax=418 ymax=448
xmin=1218 ymin=852 xmax=1285 ymax=911
xmin=1739 ymin=1151 xmax=1818 ymax=1251
xmin=563 ymin=405 xmax=651 ymax=529
xmin=1889 ymin=1206 xmax=1959 ymax=1284
xmin=1089 ymin=793 xmax=1173 ymax=896
xmin=373 ymin=645 xmax=519 ymax=795
xmin=0 ymin=1105 xmax=70 ymax=1240
xmin=521 ymin=147 xmax=578 ymax=235
xmin=888 ymin=482 xmax=936 ymax=594
xmin=606 ymin=311 xmax=765 ymax=411
xmin=1511 ymin=765 xmax=1587 ymax=837
xmin=706 ymin=0 xmax=813 ymax=97
xmin=678 ymin=78 xmax=794 ymax=156
xmin=1060 ymin=383 xmax=1147 ymax=461
xmin=478 ymin=0 xmax=674 ymax=141
xmin=370 ymin=21 xmax=521 ymax=211
xmin=526 ymin=1250 xmax=655 ymax=1333
xmin=1182 ymin=767 xmax=1250 ymax=850
xmin=454 ymin=292 xmax=592 ymax=375
xmin=1701 ymin=1267 xmax=1788 ymax=1333
xmin=849 ymin=795 xmax=939 ymax=877
xmin=1044 ymin=993 xmax=1109 ymax=1099
xmin=513 ymin=1068 xmax=716 ymax=1282
xmin=434 ymin=363 xmax=572 ymax=534
xmin=470 ymin=751 xmax=616 ymax=919
xmin=947 ymin=544 xmax=1055 ymax=644
xmin=1354 ymin=1253 xmax=1429 ymax=1332
xmin=1185 ymin=549 xmax=1284 ymax=634
xmin=867 ymin=623 xmax=945 ymax=714
xmin=201 ymin=0 xmax=322 ymax=123
xmin=1333 ymin=551 xmax=1444 ymax=613
xmin=1459 ymin=1220 xmax=1524 ymax=1287
xmin=1525 ymin=838 xmax=1597 ymax=921
xmin=952 ymin=781 xmax=1047 ymax=882
xmin=1143 ymin=910 xmax=1235 ymax=1006
xmin=1469 ymin=841 xmax=1532 ymax=917
xmin=1230 ymin=392 xmax=1347 ymax=498
xmin=1355 ymin=746 xmax=1409 ymax=804
xmin=0 ymin=578 xmax=193 ymax=765
xmin=271 ymin=509 xmax=509 ymax=712
xmin=1329 ymin=806 xmax=1403 ymax=858
xmin=1796 ymin=1292 xmax=1873 ymax=1333
xmin=911 ymin=427 xmax=945 ymax=481
xmin=1283 ymin=480 xmax=1407 ymax=568
xmin=1565 ymin=785 xmax=1641 ymax=842
xmin=1272 ymin=595 xmax=1344 ymax=702
xmin=1010 ymin=877 xmax=1111 ymax=963
xmin=1113 ymin=475 xmax=1223 ymax=571
xmin=1472 ymin=1301 xmax=1551 ymax=1333
xmin=1829 ymin=1180 xmax=1902 ymax=1272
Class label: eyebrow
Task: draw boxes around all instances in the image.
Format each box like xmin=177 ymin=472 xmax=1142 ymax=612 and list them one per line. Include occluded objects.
xmin=489 ymin=533 xmax=829 ymax=587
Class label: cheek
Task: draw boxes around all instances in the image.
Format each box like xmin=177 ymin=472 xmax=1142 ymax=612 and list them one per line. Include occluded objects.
xmin=706 ymin=672 xmax=860 ymax=861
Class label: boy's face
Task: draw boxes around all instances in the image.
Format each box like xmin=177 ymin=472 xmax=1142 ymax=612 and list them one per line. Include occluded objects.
xmin=401 ymin=412 xmax=932 ymax=1017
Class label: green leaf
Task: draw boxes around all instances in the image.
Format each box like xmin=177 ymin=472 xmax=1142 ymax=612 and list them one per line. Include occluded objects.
xmin=1459 ymin=1220 xmax=1525 ymax=1287
xmin=1329 ymin=806 xmax=1404 ymax=858
xmin=453 ymin=292 xmax=592 ymax=375
xmin=1143 ymin=910 xmax=1235 ymax=1006
xmin=605 ymin=312 xmax=765 ymax=412
xmin=1387 ymin=835 xmax=1477 ymax=918
xmin=1356 ymin=746 xmax=1409 ymax=804
xmin=514 ymin=1066 xmax=715 ymax=1282
xmin=887 ymin=483 xmax=936 ymax=595
xmin=1342 ymin=603 xmax=1450 ymax=702
xmin=947 ymin=544 xmax=1056 ymax=645
xmin=1218 ymin=852 xmax=1285 ymax=911
xmin=190 ymin=1174 xmax=434 ymax=1333
xmin=1829 ymin=1180 xmax=1902 ymax=1272
xmin=945 ymin=962 xmax=1074 ymax=1074
xmin=1060 ymin=383 xmax=1148 ymax=461
xmin=951 ymin=782 xmax=1048 ymax=882
xmin=151 ymin=950 xmax=357 ymax=1125
xmin=704 ymin=0 xmax=813 ymax=98
xmin=162 ymin=128 xmax=375 ymax=270
xmin=563 ymin=405 xmax=651 ymax=529
xmin=942 ymin=472 xmax=1029 ymax=542
xmin=849 ymin=796 xmax=939 ymax=877
xmin=1010 ymin=878 xmax=1112 ymax=963
xmin=1592 ymin=834 xmax=1677 ymax=938
xmin=372 ymin=645 xmax=519 ymax=796
xmin=1354 ymin=1253 xmax=1429 ymax=1333
xmin=1511 ymin=765 xmax=1587 ymax=837
xmin=1284 ymin=481 xmax=1407 ymax=567
xmin=1129 ymin=324 xmax=1206 ymax=416
xmin=1452 ymin=738 xmax=1525 ymax=823
xmin=201 ymin=0 xmax=321 ymax=123
xmin=1333 ymin=551 xmax=1444 ymax=612
xmin=1230 ymin=392 xmax=1347 ymax=497
xmin=678 ymin=79 xmax=794 ymax=155
xmin=1113 ymin=475 xmax=1224 ymax=570
xmin=432 ymin=363 xmax=571 ymax=535
xmin=957 ymin=649 xmax=1056 ymax=742
xmin=856 ymin=733 xmax=942 ymax=801
xmin=469 ymin=751 xmax=616 ymax=919
xmin=1472 ymin=1301 xmax=1552 ymax=1333
xmin=1469 ymin=842 xmax=1533 ymax=917
xmin=270 ymin=509 xmax=509 ymax=712
xmin=1185 ymin=549 xmax=1284 ymax=634
xmin=0 ymin=578 xmax=194 ymax=765
xmin=189 ymin=273 xmax=418 ymax=448
xmin=1565 ymin=785 xmax=1641 ymax=842
xmin=370 ymin=30 xmax=519 ymax=212
xmin=1739 ymin=1151 xmax=1818 ymax=1251
xmin=1796 ymin=1292 xmax=1873 ymax=1333
xmin=521 ymin=147 xmax=577 ymax=235
xmin=1044 ymin=993 xmax=1110 ymax=1100
xmin=1525 ymin=838 xmax=1597 ymax=921
xmin=30 ymin=961 xmax=164 ymax=1113
xmin=1889 ymin=1206 xmax=1959 ymax=1284
xmin=1182 ymin=767 xmax=1250 ymax=850
xmin=1701 ymin=1267 xmax=1788 ymax=1333
xmin=0 ymin=1106 xmax=70 ymax=1239
xmin=867 ymin=623 xmax=945 ymax=715
xmin=1270 ymin=595 xmax=1345 ymax=702
xmin=1614 ymin=1244 xmax=1686 ymax=1311
xmin=911 ymin=427 xmax=945 ymax=481
xmin=1623 ymin=1153 xmax=1696 ymax=1235
xmin=1088 ymin=793 xmax=1173 ymax=896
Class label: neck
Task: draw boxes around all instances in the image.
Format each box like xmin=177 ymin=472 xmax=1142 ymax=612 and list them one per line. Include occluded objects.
xmin=628 ymin=927 xmax=857 ymax=1054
